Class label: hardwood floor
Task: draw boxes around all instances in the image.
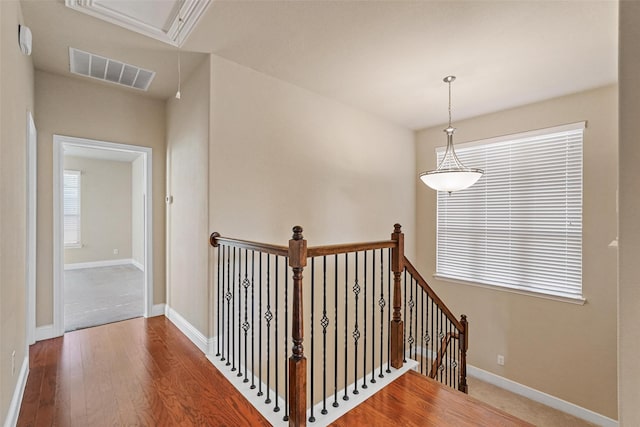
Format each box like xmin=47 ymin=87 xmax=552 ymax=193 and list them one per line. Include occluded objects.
xmin=331 ymin=370 xmax=533 ymax=427
xmin=20 ymin=316 xmax=529 ymax=427
xmin=17 ymin=316 xmax=269 ymax=427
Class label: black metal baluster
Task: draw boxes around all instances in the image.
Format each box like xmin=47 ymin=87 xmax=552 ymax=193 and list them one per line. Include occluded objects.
xmin=353 ymin=252 xmax=360 ymax=395
xmin=431 ymin=298 xmax=434 ymax=376
xmin=265 ymin=255 xmax=272 ymax=404
xmin=321 ymin=256 xmax=329 ymax=415
xmin=420 ymin=285 xmax=424 ymax=374
xmin=225 ymin=246 xmax=231 ymax=366
xmin=284 ymin=257 xmax=289 ymax=421
xmin=370 ymin=250 xmax=376 ymax=384
xmin=425 ymin=291 xmax=430 ymax=374
xmin=309 ymin=258 xmax=315 ymax=422
xmin=448 ymin=319 xmax=452 ymax=387
xmin=333 ymin=253 xmax=339 ymax=408
xmin=216 ymin=244 xmax=221 ymax=357
xmin=221 ymin=245 xmax=227 ymax=361
xmin=438 ymin=311 xmax=444 ymax=382
xmin=232 ymin=247 xmax=237 ymax=372
xmin=414 ymin=278 xmax=418 ymax=362
xmin=251 ymin=251 xmax=256 ymax=390
xmin=362 ymin=251 xmax=367 ymax=390
xmin=343 ymin=253 xmax=349 ymax=401
xmin=386 ymin=249 xmax=391 ymax=373
xmin=243 ymin=249 xmax=250 ymax=383
xmin=378 ymin=249 xmax=384 ymax=379
xmin=258 ymin=254 xmax=263 ymax=397
xmin=408 ymin=276 xmax=414 ymax=362
xmin=274 ymin=257 xmax=280 ymax=412
xmin=237 ymin=248 xmax=242 ymax=376
xmin=403 ymin=268 xmax=407 ymax=363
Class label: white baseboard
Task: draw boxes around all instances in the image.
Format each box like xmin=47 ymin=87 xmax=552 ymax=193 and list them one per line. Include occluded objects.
xmin=165 ymin=306 xmax=209 ymax=353
xmin=150 ymin=304 xmax=166 ymax=317
xmin=467 ymin=365 xmax=618 ymax=427
xmin=131 ymin=259 xmax=144 ymax=272
xmin=35 ymin=324 xmax=59 ymax=342
xmin=64 ymin=258 xmax=134 ymax=270
xmin=3 ymin=356 xmax=29 ymax=427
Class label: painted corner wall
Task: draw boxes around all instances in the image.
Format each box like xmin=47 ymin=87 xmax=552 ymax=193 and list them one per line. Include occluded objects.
xmin=619 ymin=2 xmax=640 ymax=424
xmin=63 ymin=156 xmax=132 ymax=265
xmin=34 ymin=70 xmax=166 ymax=326
xmin=0 ymin=0 xmax=34 ymax=421
xmin=166 ymin=57 xmax=211 ymax=335
xmin=131 ymin=155 xmax=145 ymax=267
xmin=415 ymin=85 xmax=618 ymax=419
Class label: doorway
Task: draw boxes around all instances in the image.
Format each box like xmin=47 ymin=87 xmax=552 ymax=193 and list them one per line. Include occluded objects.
xmin=53 ymin=135 xmax=153 ymax=335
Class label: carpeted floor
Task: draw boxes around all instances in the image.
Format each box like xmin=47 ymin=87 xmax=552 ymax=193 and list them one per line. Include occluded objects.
xmin=64 ymin=264 xmax=144 ymax=332
xmin=468 ymin=376 xmax=598 ymax=427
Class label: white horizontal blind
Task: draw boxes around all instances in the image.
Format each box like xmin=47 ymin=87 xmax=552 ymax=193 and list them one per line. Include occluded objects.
xmin=63 ymin=170 xmax=81 ymax=247
xmin=436 ymin=124 xmax=583 ymax=299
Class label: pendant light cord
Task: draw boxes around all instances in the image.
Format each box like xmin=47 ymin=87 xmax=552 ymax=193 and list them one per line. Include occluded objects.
xmin=448 ymin=78 xmax=452 ymax=128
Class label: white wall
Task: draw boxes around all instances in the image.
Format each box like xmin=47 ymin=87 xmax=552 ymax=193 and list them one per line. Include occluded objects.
xmin=131 ymin=155 xmax=144 ymax=268
xmin=63 ymin=155 xmax=132 ymax=264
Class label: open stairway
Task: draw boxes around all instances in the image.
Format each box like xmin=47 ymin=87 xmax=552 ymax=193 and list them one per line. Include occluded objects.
xmin=209 ymin=224 xmax=468 ymax=426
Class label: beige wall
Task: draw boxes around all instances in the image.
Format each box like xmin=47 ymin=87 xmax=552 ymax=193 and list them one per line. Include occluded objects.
xmin=131 ymin=155 xmax=144 ymax=267
xmin=166 ymin=57 xmax=210 ymax=334
xmin=63 ymin=156 xmax=132 ymax=264
xmin=0 ymin=0 xmax=34 ymax=421
xmin=35 ymin=70 xmax=166 ymax=326
xmin=619 ymin=2 xmax=640 ymax=424
xmin=415 ymin=85 xmax=618 ymax=419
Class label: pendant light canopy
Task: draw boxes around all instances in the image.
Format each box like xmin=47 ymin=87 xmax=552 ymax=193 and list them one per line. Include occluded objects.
xmin=419 ymin=76 xmax=483 ymax=193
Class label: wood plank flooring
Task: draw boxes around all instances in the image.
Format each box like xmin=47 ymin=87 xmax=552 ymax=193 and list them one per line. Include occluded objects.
xmin=17 ymin=316 xmax=269 ymax=427
xmin=331 ymin=370 xmax=533 ymax=427
xmin=20 ymin=316 xmax=530 ymax=427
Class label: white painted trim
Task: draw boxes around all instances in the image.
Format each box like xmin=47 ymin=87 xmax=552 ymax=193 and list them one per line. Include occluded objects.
xmin=131 ymin=259 xmax=144 ymax=271
xmin=53 ymin=135 xmax=154 ymax=334
xmin=35 ymin=324 xmax=59 ymax=342
xmin=165 ymin=306 xmax=208 ymax=353
xmin=150 ymin=304 xmax=166 ymax=317
xmin=26 ymin=111 xmax=37 ymax=346
xmin=64 ymin=258 xmax=134 ymax=270
xmin=3 ymin=356 xmax=29 ymax=427
xmin=467 ymin=365 xmax=618 ymax=427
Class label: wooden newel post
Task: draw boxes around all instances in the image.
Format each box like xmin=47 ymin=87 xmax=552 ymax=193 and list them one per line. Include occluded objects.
xmin=458 ymin=314 xmax=468 ymax=393
xmin=390 ymin=223 xmax=404 ymax=369
xmin=289 ymin=226 xmax=307 ymax=426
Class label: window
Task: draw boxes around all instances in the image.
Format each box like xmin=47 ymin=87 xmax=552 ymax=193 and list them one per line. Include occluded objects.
xmin=435 ymin=122 xmax=584 ymax=301
xmin=64 ymin=170 xmax=81 ymax=248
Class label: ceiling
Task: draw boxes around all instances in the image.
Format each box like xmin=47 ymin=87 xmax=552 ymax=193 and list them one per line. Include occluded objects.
xmin=22 ymin=0 xmax=618 ymax=130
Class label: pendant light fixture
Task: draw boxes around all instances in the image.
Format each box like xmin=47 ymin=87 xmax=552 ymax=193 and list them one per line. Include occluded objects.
xmin=419 ymin=76 xmax=483 ymax=193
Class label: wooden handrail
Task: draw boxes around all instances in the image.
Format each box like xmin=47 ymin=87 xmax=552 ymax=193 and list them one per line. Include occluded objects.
xmin=307 ymin=240 xmax=396 ymax=257
xmin=403 ymin=257 xmax=463 ymax=331
xmin=209 ymin=233 xmax=289 ymax=257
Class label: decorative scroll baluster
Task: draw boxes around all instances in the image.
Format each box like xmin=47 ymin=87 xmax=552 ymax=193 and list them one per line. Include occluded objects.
xmin=408 ymin=275 xmax=414 ymax=363
xmin=321 ymin=256 xmax=328 ymax=415
xmin=237 ymin=248 xmax=242 ymax=377
xmin=403 ymin=268 xmax=407 ymax=363
xmin=226 ymin=246 xmax=231 ymax=366
xmin=378 ymin=249 xmax=385 ymax=379
xmin=353 ymin=252 xmax=360 ymax=394
xmin=251 ymin=251 xmax=256 ymax=390
xmin=414 ymin=278 xmax=418 ymax=362
xmin=309 ymin=258 xmax=315 ymax=423
xmin=257 ymin=254 xmax=263 ymax=397
xmin=386 ymin=249 xmax=391 ymax=373
xmin=370 ymin=249 xmax=376 ymax=384
xmin=265 ymin=254 xmax=272 ymax=405
xmin=361 ymin=251 xmax=368 ymax=390
xmin=232 ymin=247 xmax=237 ymax=372
xmin=420 ymin=286 xmax=424 ymax=374
xmin=243 ymin=250 xmax=250 ymax=383
xmin=216 ymin=240 xmax=221 ymax=357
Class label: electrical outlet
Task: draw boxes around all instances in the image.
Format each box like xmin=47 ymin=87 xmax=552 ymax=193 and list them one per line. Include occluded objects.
xmin=497 ymin=354 xmax=505 ymax=366
xmin=11 ymin=350 xmax=16 ymax=376
xmin=113 ymin=249 xmax=119 ymax=255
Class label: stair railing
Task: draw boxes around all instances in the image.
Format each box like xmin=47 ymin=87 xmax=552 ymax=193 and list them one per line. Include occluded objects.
xmin=210 ymin=224 xmax=467 ymax=427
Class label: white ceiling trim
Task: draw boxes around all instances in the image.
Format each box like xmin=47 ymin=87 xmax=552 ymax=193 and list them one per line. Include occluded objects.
xmin=64 ymin=0 xmax=210 ymax=47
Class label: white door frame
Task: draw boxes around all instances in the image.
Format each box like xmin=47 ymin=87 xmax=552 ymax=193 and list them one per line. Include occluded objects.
xmin=52 ymin=135 xmax=153 ymax=336
xmin=26 ymin=112 xmax=37 ymax=345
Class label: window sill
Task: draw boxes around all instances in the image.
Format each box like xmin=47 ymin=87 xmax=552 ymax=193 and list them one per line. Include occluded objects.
xmin=433 ymin=274 xmax=586 ymax=306
xmin=64 ymin=243 xmax=82 ymax=249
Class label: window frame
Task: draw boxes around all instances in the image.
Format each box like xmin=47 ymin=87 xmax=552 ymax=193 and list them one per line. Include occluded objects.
xmin=433 ymin=122 xmax=586 ymax=304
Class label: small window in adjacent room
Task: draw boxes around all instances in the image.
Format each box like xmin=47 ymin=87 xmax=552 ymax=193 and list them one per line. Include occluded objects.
xmin=435 ymin=122 xmax=584 ymax=301
xmin=63 ymin=169 xmax=81 ymax=248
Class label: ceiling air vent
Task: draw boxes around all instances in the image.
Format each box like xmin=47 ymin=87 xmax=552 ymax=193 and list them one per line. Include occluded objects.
xmin=69 ymin=47 xmax=156 ymax=91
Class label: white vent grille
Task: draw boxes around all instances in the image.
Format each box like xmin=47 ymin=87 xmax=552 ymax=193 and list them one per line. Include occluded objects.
xmin=69 ymin=48 xmax=155 ymax=91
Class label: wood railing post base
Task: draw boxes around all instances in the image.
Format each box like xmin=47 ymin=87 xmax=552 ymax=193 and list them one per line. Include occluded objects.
xmin=289 ymin=357 xmax=307 ymax=426
xmin=390 ymin=320 xmax=404 ymax=369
